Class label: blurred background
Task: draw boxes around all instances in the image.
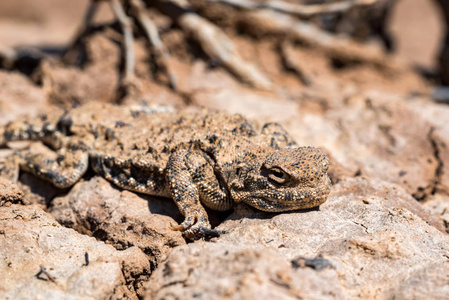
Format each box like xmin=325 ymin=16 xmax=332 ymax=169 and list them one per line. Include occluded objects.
xmin=0 ymin=0 xmax=443 ymax=73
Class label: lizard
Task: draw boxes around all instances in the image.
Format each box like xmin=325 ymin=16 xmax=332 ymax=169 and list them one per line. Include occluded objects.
xmin=0 ymin=102 xmax=331 ymax=239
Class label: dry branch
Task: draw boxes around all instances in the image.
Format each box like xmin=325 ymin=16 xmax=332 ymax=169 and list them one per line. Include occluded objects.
xmin=244 ymin=9 xmax=398 ymax=71
xmin=210 ymin=0 xmax=378 ymax=17
xmin=110 ymin=0 xmax=136 ymax=85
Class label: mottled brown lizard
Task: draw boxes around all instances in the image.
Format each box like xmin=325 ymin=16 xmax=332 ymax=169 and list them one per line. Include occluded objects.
xmin=0 ymin=103 xmax=331 ymax=239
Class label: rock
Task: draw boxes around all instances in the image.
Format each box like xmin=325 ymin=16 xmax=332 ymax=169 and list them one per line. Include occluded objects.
xmin=383 ymin=261 xmax=449 ymax=299
xmin=406 ymin=97 xmax=449 ymax=231
xmin=143 ymin=177 xmax=449 ymax=299
xmin=422 ymin=193 xmax=449 ymax=230
xmin=16 ymin=172 xmax=66 ymax=207
xmin=144 ymin=243 xmax=344 ymax=300
xmin=408 ymin=98 xmax=449 ymax=195
xmin=0 ymin=204 xmax=151 ymax=299
xmin=50 ymin=176 xmax=186 ymax=269
xmin=328 ymin=176 xmax=445 ymax=232
xmin=44 ymin=32 xmax=184 ymax=109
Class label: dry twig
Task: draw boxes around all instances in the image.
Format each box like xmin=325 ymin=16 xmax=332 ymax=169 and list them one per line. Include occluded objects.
xmin=110 ymin=0 xmax=136 ymax=85
xmin=244 ymin=9 xmax=396 ymax=71
xmin=209 ymin=0 xmax=378 ymax=17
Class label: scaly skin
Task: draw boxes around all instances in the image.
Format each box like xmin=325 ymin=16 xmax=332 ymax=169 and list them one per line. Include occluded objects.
xmin=0 ymin=103 xmax=331 ymax=239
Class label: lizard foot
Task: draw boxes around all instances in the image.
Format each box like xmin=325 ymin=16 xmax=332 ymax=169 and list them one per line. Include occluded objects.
xmin=170 ymin=216 xmax=226 ymax=240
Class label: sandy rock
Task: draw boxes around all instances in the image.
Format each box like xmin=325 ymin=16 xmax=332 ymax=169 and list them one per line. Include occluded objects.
xmin=180 ymin=60 xmax=300 ymax=123
xmin=144 ymin=177 xmax=449 ymax=299
xmin=422 ymin=193 xmax=449 ymax=230
xmin=50 ymin=176 xmax=186 ymax=268
xmin=145 ymin=243 xmax=343 ymax=300
xmin=406 ymin=98 xmax=449 ymax=231
xmin=408 ymin=98 xmax=449 ymax=195
xmin=383 ymin=261 xmax=449 ymax=299
xmin=0 ymin=204 xmax=151 ymax=299
xmin=328 ymin=176 xmax=445 ymax=232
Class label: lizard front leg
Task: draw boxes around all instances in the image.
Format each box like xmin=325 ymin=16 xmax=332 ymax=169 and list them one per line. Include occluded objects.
xmin=166 ymin=149 xmax=230 ymax=239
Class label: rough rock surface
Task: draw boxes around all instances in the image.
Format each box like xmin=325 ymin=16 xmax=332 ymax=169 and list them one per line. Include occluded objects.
xmin=144 ymin=177 xmax=449 ymax=299
xmin=406 ymin=98 xmax=449 ymax=229
xmin=408 ymin=98 xmax=449 ymax=194
xmin=50 ymin=176 xmax=186 ymax=269
xmin=0 ymin=205 xmax=151 ymax=299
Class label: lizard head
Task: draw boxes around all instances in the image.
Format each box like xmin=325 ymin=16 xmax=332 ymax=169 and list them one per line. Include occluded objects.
xmin=230 ymin=146 xmax=331 ymax=212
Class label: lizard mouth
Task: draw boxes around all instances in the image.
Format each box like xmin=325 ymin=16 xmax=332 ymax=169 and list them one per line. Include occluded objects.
xmin=245 ymin=179 xmax=331 ymax=212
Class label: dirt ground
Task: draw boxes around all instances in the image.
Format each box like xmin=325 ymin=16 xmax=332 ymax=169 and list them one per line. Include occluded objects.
xmin=1 ymin=1 xmax=449 ymax=299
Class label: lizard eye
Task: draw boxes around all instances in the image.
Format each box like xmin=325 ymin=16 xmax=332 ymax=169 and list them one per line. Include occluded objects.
xmin=267 ymin=167 xmax=288 ymax=184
